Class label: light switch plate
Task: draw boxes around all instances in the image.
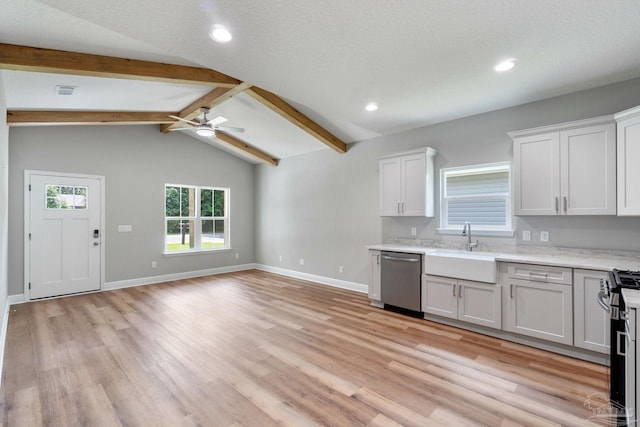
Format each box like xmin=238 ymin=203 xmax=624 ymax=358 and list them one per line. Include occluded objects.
xmin=411 ymin=227 xmax=417 ymax=236
xmin=540 ymin=231 xmax=549 ymax=242
xmin=118 ymin=225 xmax=132 ymax=232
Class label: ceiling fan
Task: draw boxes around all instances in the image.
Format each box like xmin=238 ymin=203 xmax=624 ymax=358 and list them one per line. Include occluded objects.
xmin=169 ymin=107 xmax=245 ymax=137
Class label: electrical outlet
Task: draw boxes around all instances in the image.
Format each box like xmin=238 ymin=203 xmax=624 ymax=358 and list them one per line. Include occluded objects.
xmin=299 ymin=258 xmax=304 ymax=266
xmin=279 ymin=255 xmax=283 ymax=262
xmin=411 ymin=227 xmax=417 ymax=236
xmin=235 ymin=253 xmax=239 ymax=259
xmin=151 ymin=261 xmax=157 ymax=268
xmin=540 ymin=231 xmax=550 ymax=242
xmin=339 ymin=266 xmax=344 ymax=274
xmin=522 ymin=230 xmax=531 ymax=241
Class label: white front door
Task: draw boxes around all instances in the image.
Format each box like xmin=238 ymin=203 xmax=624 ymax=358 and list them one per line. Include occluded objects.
xmin=27 ymin=171 xmax=104 ymax=299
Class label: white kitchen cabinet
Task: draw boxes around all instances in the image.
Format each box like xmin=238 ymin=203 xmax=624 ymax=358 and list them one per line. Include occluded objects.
xmin=422 ymin=275 xmax=501 ymax=329
xmin=368 ymin=250 xmax=382 ymax=306
xmin=379 ymin=147 xmax=436 ymax=217
xmin=615 ymin=105 xmax=640 ymax=215
xmin=501 ymin=263 xmax=573 ymax=345
xmin=573 ymin=269 xmax=610 ymax=353
xmin=510 ymin=116 xmax=616 ymax=216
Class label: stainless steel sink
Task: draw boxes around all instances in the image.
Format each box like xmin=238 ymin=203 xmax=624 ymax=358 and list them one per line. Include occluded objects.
xmin=424 ymin=250 xmax=497 ymax=283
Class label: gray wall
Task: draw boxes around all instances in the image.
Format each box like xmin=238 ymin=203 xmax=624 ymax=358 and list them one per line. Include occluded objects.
xmin=255 ymin=78 xmax=640 ymax=286
xmin=8 ymin=125 xmax=255 ymax=295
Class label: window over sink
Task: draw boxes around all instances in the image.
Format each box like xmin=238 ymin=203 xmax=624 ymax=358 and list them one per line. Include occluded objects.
xmin=438 ymin=162 xmax=513 ymax=236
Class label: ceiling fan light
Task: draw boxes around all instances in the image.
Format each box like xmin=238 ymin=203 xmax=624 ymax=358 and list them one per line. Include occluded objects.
xmin=196 ymin=127 xmax=215 ymax=137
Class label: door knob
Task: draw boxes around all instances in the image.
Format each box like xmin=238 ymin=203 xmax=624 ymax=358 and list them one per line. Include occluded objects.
xmin=93 ymin=241 xmax=100 ymax=246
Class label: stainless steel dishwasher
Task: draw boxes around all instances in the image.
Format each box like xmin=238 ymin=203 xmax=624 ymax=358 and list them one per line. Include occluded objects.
xmin=380 ymin=251 xmax=422 ymax=312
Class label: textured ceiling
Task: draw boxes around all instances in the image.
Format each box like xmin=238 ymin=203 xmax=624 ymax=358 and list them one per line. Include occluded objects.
xmin=2 ymin=0 xmax=640 ymax=162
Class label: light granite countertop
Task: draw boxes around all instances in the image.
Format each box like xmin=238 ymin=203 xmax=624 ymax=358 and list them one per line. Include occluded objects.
xmin=367 ymin=244 xmax=640 ymax=272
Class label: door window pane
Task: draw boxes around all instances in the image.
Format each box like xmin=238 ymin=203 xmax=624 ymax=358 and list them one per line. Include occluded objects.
xmin=46 ymin=185 xmax=88 ymax=210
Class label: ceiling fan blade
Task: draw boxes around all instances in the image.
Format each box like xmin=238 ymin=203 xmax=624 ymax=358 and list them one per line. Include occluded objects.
xmin=215 ymin=125 xmax=245 ymax=133
xmin=168 ymin=115 xmax=200 ymax=126
xmin=168 ymin=127 xmax=195 ymax=132
xmin=207 ymin=116 xmax=228 ymax=126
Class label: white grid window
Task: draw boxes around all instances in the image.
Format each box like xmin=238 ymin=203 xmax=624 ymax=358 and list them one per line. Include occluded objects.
xmin=440 ymin=162 xmax=512 ymax=235
xmin=164 ymin=184 xmax=230 ymax=253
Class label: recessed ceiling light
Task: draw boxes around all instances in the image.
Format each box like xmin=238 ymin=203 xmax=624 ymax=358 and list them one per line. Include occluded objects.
xmin=494 ymin=58 xmax=516 ymax=72
xmin=210 ymin=26 xmax=232 ymax=43
xmin=365 ymin=102 xmax=378 ymax=112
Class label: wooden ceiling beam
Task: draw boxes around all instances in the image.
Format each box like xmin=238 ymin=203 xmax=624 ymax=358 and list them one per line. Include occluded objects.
xmin=7 ymin=110 xmax=177 ymax=126
xmin=246 ymin=86 xmax=347 ymax=153
xmin=215 ymin=130 xmax=279 ymax=167
xmin=0 ymin=43 xmax=240 ymax=87
xmin=160 ymin=82 xmax=252 ymax=133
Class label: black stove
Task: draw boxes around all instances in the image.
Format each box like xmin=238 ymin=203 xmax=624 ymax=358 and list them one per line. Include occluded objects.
xmin=605 ymin=269 xmax=639 ymax=425
xmin=612 ymin=269 xmax=640 ymax=290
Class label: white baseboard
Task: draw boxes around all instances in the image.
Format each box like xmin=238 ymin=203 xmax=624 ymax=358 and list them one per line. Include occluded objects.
xmin=104 ymin=263 xmax=258 ymax=291
xmin=8 ymin=294 xmax=25 ymax=305
xmin=0 ymin=298 xmax=9 ymax=389
xmin=255 ymin=264 xmax=367 ymax=294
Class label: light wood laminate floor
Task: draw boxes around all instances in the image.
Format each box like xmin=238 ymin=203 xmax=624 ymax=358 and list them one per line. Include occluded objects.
xmin=1 ymin=270 xmax=609 ymax=426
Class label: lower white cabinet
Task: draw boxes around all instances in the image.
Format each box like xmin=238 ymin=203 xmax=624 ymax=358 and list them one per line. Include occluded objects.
xmin=501 ymin=263 xmax=573 ymax=345
xmin=368 ymin=250 xmax=381 ymax=304
xmin=573 ymin=269 xmax=610 ymax=353
xmin=422 ymin=275 xmax=501 ymax=329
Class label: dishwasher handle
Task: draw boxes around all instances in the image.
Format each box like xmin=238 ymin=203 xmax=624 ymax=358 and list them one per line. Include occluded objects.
xmin=382 ymin=255 xmax=420 ymax=262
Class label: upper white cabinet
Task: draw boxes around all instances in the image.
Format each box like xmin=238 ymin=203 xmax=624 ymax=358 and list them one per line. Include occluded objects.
xmin=379 ymin=147 xmax=436 ymax=217
xmin=510 ymin=116 xmax=616 ymax=216
xmin=615 ymin=105 xmax=640 ymax=215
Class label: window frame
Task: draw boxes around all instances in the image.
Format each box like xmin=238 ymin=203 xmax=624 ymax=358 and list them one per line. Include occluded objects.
xmin=164 ymin=183 xmax=230 ymax=254
xmin=438 ymin=162 xmax=514 ymax=237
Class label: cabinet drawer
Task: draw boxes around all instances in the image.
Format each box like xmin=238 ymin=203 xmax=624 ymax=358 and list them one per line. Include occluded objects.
xmin=506 ymin=263 xmax=572 ymax=285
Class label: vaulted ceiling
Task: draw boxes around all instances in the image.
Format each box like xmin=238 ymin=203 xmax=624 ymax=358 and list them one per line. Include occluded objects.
xmin=2 ymin=0 xmax=640 ymax=166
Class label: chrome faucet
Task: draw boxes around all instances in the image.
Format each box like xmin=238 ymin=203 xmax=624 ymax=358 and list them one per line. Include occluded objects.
xmin=462 ymin=221 xmax=479 ymax=251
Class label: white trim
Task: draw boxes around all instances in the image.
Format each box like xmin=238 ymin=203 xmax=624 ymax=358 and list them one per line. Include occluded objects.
xmin=436 ymin=228 xmax=515 ymax=237
xmin=378 ymin=146 xmax=437 ymax=160
xmin=507 ymin=114 xmax=615 ymax=138
xmin=0 ymin=298 xmax=10 ymax=389
xmin=24 ymin=170 xmax=106 ymax=301
xmin=254 ymin=264 xmax=368 ymax=294
xmin=104 ymin=263 xmax=256 ymax=291
xmin=8 ymin=294 xmax=25 ymax=305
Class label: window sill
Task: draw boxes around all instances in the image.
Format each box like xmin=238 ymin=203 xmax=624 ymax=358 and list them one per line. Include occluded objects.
xmin=163 ymin=247 xmax=232 ymax=257
xmin=437 ymin=228 xmax=514 ymax=238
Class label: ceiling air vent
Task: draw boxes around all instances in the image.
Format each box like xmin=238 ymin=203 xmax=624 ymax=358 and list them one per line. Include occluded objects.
xmin=55 ymin=85 xmax=77 ymax=95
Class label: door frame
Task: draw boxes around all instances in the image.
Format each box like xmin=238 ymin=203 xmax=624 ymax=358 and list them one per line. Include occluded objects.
xmin=24 ymin=170 xmax=106 ymax=301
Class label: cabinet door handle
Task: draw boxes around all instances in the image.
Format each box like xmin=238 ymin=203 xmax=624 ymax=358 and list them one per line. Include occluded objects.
xmin=563 ymin=196 xmax=567 ymax=213
xmin=555 ymin=196 xmax=559 ymax=213
xmin=376 ymin=254 xmax=380 ymax=265
xmin=510 ymin=284 xmax=514 ymax=298
xmin=459 ymin=285 xmax=462 ymax=298
xmin=452 ymin=283 xmax=456 ymax=297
